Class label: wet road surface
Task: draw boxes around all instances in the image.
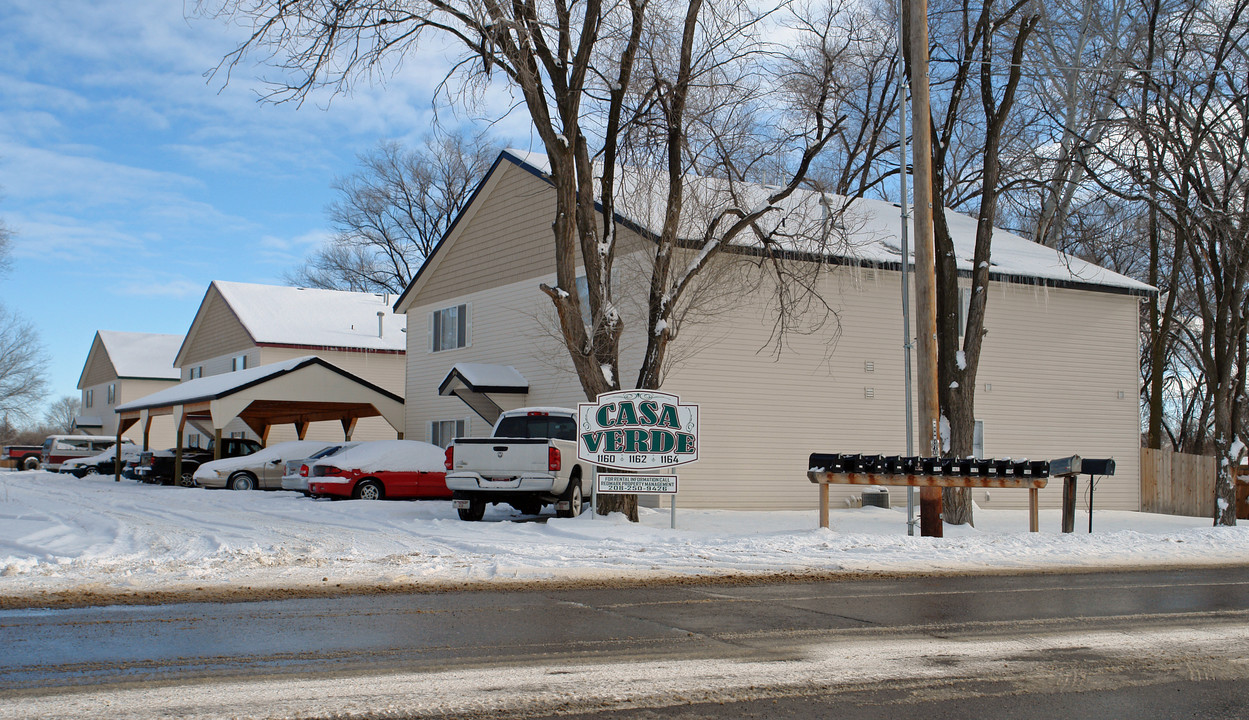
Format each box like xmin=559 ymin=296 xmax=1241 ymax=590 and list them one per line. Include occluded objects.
xmin=3 ymin=566 xmax=1249 ymax=718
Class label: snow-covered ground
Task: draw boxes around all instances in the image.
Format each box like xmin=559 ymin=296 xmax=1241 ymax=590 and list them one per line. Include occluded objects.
xmin=1 ymin=470 xmax=1246 ymax=604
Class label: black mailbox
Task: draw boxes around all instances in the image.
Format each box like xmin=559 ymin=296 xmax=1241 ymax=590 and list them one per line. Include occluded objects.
xmin=1082 ymin=458 xmax=1116 ymax=475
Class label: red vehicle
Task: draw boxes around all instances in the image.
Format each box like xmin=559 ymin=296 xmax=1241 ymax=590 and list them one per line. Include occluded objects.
xmin=307 ymin=440 xmax=451 ymax=501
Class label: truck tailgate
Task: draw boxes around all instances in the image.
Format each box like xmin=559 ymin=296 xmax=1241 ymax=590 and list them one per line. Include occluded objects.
xmin=450 ymin=438 xmax=549 ymax=476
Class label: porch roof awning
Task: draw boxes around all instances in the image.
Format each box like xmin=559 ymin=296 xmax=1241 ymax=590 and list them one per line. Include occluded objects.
xmin=438 ymin=363 xmax=529 ymax=424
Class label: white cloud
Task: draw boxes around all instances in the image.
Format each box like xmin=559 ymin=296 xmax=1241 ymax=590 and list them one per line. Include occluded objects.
xmin=115 ymin=278 xmax=205 ymax=298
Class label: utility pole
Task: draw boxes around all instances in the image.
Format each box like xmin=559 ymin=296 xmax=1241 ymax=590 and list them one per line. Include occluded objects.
xmin=905 ymin=0 xmax=942 ymax=537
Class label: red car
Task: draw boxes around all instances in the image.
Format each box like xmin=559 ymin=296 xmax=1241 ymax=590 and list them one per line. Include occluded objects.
xmin=307 ymin=440 xmax=451 ymax=500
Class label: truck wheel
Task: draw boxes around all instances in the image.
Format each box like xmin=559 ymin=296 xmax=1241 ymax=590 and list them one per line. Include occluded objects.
xmin=355 ymin=479 xmax=384 ymax=500
xmin=557 ymin=478 xmax=583 ymax=519
xmin=229 ymin=472 xmax=257 ymax=491
xmin=22 ymin=456 xmax=39 ymax=471
xmin=457 ymin=498 xmax=486 ymax=521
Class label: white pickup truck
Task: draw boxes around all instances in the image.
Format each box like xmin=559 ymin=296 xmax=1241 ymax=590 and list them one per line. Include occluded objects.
xmin=444 ymin=407 xmax=593 ymax=521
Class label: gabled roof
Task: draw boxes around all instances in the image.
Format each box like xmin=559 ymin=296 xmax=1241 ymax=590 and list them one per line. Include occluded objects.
xmin=395 ymin=149 xmax=1151 ymax=313
xmin=116 ymin=355 xmax=403 ymax=411
xmin=177 ymin=281 xmax=407 ymax=366
xmin=77 ymin=331 xmax=182 ymax=388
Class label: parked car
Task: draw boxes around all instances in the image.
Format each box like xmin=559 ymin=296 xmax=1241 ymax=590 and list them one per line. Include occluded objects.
xmin=280 ymin=442 xmax=359 ymax=494
xmin=59 ymin=444 xmax=144 ymax=478
xmin=307 ymin=440 xmax=450 ymax=500
xmin=3 ymin=445 xmax=44 ymax=470
xmin=194 ymin=440 xmax=342 ymax=490
xmin=136 ymin=437 xmax=263 ymax=486
xmin=445 ymin=407 xmax=592 ymax=521
xmin=40 ymin=435 xmax=127 ymax=472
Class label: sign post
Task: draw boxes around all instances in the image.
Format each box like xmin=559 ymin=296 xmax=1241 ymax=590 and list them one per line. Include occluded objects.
xmin=578 ymin=390 xmax=699 ymax=529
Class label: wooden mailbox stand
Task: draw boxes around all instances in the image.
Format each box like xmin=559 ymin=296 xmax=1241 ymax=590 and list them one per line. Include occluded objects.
xmin=806 ymin=470 xmax=1048 ymax=532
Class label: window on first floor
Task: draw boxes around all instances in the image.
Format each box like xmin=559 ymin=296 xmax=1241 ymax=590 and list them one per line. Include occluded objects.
xmin=429 ymin=418 xmax=469 ymax=448
xmin=430 ymin=304 xmax=470 ymax=352
xmin=973 ymin=420 xmax=984 ymax=459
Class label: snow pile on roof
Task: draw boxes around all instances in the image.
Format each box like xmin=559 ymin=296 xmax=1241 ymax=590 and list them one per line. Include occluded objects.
xmin=213 ymin=281 xmax=407 ymax=351
xmin=194 ymin=440 xmax=343 ymax=479
xmin=116 ymin=356 xmax=317 ymax=410
xmin=449 ymin=363 xmax=528 ymax=388
xmin=0 ymin=472 xmax=1247 ymax=603
xmin=502 ymin=149 xmax=1152 ymax=293
xmin=96 ymin=331 xmax=182 ymax=380
xmin=313 ymin=439 xmax=446 ymax=473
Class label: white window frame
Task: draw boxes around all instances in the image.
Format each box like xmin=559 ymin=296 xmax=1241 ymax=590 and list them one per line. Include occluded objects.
xmin=428 ymin=418 xmax=470 ymax=448
xmin=429 ymin=303 xmax=471 ymax=353
xmin=957 ymin=287 xmax=972 ymax=338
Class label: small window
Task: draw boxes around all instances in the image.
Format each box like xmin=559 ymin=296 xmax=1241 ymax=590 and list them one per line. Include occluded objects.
xmin=106 ymin=383 xmax=116 ymax=405
xmin=430 ymin=304 xmax=470 ymax=352
xmin=188 ymin=435 xmax=202 ymax=449
xmin=189 ymin=366 xmax=203 ymax=380
xmin=230 ymin=431 xmax=246 ymax=439
xmin=231 ymin=355 xmax=248 ymax=372
xmin=973 ymin=420 xmax=984 ymax=459
xmin=85 ymin=389 xmax=94 ymax=408
xmin=957 ymin=287 xmax=972 ymax=338
xmin=430 ymin=418 xmax=468 ymax=448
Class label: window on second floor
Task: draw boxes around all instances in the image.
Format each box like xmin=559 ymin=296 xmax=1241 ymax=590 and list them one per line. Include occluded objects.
xmin=430 ymin=304 xmax=470 ymax=352
xmin=231 ymin=354 xmax=248 ymax=372
xmin=106 ymin=383 xmax=116 ymax=405
xmin=189 ymin=366 xmax=203 ymax=380
xmin=84 ymin=389 xmax=94 ymax=408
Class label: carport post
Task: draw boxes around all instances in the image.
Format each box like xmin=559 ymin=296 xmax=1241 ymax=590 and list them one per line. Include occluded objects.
xmin=115 ymin=425 xmax=123 ymax=482
xmin=174 ymin=423 xmax=184 ymax=486
xmin=214 ymin=428 xmax=223 ymax=461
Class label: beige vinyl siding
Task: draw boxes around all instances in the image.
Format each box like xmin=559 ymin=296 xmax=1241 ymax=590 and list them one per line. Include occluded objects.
xmin=79 ymin=336 xmax=117 ymax=388
xmin=259 ymin=347 xmax=406 ymax=444
xmin=180 ymin=289 xmax=254 ymax=367
xmin=117 ymin=379 xmax=179 ymax=449
xmin=416 ymin=162 xmax=651 ymax=308
xmin=663 ymin=268 xmax=1142 ymax=511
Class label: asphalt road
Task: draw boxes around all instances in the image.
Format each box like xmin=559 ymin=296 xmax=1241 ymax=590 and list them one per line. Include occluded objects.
xmin=3 ymin=567 xmax=1249 ymax=718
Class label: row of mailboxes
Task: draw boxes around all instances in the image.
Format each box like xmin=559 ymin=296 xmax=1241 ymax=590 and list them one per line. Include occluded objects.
xmin=809 ymin=453 xmax=1051 ymax=478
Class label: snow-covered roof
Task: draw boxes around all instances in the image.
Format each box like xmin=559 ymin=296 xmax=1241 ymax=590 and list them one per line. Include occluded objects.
xmin=311 ymin=439 xmax=446 ymax=473
xmin=211 ymin=281 xmax=407 ymax=352
xmin=116 ymin=356 xmax=320 ymax=411
xmin=499 ymin=149 xmax=1152 ymax=295
xmin=91 ymin=331 xmax=182 ymax=381
xmin=439 ymin=363 xmax=529 ymax=395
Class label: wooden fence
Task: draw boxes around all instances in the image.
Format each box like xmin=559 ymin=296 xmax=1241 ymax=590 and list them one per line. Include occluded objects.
xmin=1140 ymin=448 xmax=1217 ymax=517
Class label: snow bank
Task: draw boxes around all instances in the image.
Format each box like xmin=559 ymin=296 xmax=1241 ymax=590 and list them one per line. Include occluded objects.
xmin=311 ymin=440 xmax=446 ymax=473
xmin=0 ymin=472 xmax=1246 ymax=601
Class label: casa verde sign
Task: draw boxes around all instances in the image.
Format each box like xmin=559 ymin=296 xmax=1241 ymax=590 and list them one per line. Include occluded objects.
xmin=578 ymin=390 xmax=699 ymax=472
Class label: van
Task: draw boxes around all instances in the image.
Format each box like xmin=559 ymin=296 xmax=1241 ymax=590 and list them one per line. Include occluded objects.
xmin=40 ymin=435 xmax=130 ymax=472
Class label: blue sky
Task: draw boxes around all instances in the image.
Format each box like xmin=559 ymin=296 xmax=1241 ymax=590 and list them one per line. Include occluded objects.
xmin=0 ymin=0 xmax=526 ymax=416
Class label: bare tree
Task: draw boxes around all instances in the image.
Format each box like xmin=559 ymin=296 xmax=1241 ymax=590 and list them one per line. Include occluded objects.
xmin=1092 ymin=0 xmax=1249 ymax=524
xmin=0 ymin=304 xmax=48 ymax=422
xmin=43 ymin=396 xmax=81 ymax=435
xmin=208 ymin=0 xmax=853 ymax=520
xmin=915 ymin=0 xmax=1041 ymax=525
xmin=287 ymin=132 xmax=499 ymax=293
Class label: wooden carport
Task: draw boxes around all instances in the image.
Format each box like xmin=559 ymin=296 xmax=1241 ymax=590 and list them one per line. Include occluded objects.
xmin=112 ymin=356 xmax=405 ymax=482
